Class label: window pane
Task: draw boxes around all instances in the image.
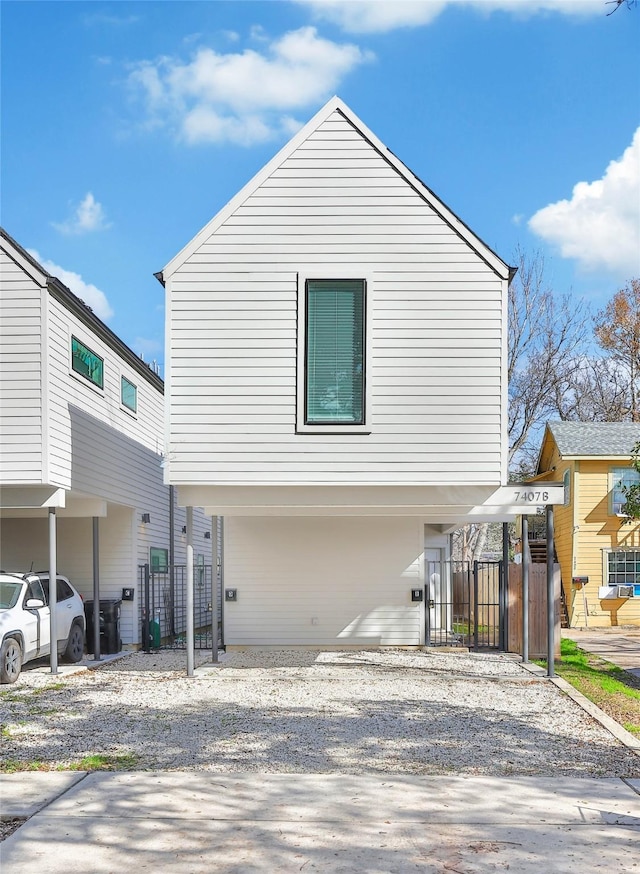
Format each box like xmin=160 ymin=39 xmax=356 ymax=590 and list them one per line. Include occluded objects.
xmin=306 ymin=279 xmax=365 ymax=424
xmin=612 ymin=466 xmax=640 ymax=514
xmin=72 ymin=337 xmax=104 ymax=389
xmin=150 ymin=548 xmax=168 ymax=572
xmin=607 ymin=550 xmax=640 ymax=585
xmin=121 ymin=376 xmax=137 ymax=412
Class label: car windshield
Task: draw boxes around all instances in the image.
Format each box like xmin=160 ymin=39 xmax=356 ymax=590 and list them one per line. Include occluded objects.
xmin=0 ymin=582 xmax=23 ymax=609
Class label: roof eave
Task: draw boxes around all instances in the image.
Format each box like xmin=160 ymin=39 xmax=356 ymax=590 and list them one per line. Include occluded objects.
xmin=160 ymin=96 xmax=512 ymax=282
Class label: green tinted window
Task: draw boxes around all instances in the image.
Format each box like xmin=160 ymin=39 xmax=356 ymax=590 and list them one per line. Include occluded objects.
xmin=71 ymin=337 xmax=103 ymax=389
xmin=150 ymin=547 xmax=168 ymax=572
xmin=305 ymin=279 xmax=365 ymax=424
xmin=121 ymin=376 xmax=137 ymax=412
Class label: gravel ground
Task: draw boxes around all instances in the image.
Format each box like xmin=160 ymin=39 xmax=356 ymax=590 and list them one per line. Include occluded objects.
xmin=1 ymin=648 xmax=638 ymax=777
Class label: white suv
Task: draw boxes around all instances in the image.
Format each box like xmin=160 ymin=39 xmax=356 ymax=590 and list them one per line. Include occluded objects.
xmin=0 ymin=572 xmax=85 ymax=683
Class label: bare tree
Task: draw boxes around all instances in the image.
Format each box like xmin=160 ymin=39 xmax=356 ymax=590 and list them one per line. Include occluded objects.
xmin=594 ymin=278 xmax=640 ymax=422
xmin=606 ymin=0 xmax=637 ymax=14
xmin=508 ymin=248 xmax=590 ymax=470
xmin=554 ymin=357 xmax=632 ymax=422
xmin=454 ymin=249 xmax=590 ymax=563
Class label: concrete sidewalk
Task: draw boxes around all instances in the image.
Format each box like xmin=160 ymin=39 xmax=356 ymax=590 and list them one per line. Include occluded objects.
xmin=2 ymin=772 xmax=639 ymax=872
xmin=562 ymin=628 xmax=640 ymax=679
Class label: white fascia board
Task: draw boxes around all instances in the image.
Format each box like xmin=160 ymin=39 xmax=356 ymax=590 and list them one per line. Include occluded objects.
xmin=161 ymin=96 xmax=511 ymax=282
xmin=1 ymin=238 xmax=48 ymax=287
xmin=558 ymin=455 xmax=635 ymax=461
xmin=0 ymin=486 xmax=66 ymax=509
xmin=162 ymin=96 xmax=344 ymax=279
xmin=333 ymin=101 xmax=512 ymax=281
xmin=175 ymin=483 xmax=499 ymax=510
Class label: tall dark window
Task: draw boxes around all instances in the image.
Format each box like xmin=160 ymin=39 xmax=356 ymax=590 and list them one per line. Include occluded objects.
xmin=305 ymin=279 xmax=365 ymax=425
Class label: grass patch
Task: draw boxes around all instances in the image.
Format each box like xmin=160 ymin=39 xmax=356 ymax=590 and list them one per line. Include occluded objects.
xmin=0 ymin=760 xmax=49 ymax=773
xmin=539 ymin=639 xmax=640 ymax=737
xmin=67 ymin=753 xmax=139 ymax=771
xmin=0 ymin=753 xmax=139 ymax=773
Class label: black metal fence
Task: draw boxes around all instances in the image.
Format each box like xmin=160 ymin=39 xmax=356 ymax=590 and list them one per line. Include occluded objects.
xmin=138 ymin=564 xmax=222 ymax=650
xmin=425 ymin=560 xmax=504 ymax=649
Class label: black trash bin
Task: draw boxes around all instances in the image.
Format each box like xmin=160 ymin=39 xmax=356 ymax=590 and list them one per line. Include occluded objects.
xmin=84 ymin=599 xmax=122 ymax=654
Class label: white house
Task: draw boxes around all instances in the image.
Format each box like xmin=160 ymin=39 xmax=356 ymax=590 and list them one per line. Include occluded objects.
xmin=159 ymin=97 xmax=514 ymax=648
xmin=0 ymin=229 xmax=213 ymax=649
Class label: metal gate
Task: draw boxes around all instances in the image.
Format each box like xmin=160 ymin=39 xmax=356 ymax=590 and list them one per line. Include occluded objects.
xmin=425 ymin=559 xmax=504 ymax=649
xmin=138 ymin=564 xmax=222 ymax=650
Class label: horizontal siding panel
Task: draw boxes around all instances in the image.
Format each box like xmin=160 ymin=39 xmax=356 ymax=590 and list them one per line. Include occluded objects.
xmin=166 ymin=110 xmax=504 ymax=485
xmin=0 ymin=247 xmax=43 ymax=486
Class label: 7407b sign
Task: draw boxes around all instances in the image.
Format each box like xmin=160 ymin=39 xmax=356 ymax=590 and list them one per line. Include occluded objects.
xmin=486 ymin=483 xmax=565 ymax=507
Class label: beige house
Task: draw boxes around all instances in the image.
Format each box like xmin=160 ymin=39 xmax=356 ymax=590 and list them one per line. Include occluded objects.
xmin=535 ymin=422 xmax=640 ymax=628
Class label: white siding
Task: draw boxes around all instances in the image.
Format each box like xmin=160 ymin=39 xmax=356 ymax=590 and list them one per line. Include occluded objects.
xmin=0 ymin=249 xmax=44 ymax=483
xmin=46 ymin=294 xmax=166 ymax=501
xmin=223 ymin=516 xmax=423 ymax=646
xmin=168 ymin=110 xmax=504 ymax=486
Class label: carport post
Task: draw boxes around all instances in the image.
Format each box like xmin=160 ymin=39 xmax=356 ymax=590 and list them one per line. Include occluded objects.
xmin=501 ymin=521 xmax=509 ymax=651
xmin=211 ymin=515 xmax=218 ymax=664
xmin=546 ymin=506 xmax=555 ymax=678
xmin=186 ymin=506 xmax=194 ymax=677
xmin=92 ymin=517 xmax=101 ymax=661
xmin=48 ymin=507 xmax=58 ymax=675
xmin=521 ymin=514 xmax=529 ymax=664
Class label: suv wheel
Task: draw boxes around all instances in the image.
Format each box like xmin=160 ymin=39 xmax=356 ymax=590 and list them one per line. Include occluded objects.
xmin=64 ymin=623 xmax=84 ymax=664
xmin=0 ymin=637 xmax=22 ymax=684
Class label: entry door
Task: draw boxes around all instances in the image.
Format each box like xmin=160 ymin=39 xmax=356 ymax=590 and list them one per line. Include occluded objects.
xmin=425 ymin=547 xmax=452 ymax=643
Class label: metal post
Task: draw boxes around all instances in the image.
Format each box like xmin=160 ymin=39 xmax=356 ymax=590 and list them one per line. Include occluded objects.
xmin=522 ymin=515 xmax=529 ymax=664
xmin=186 ymin=506 xmax=194 ymax=677
xmin=144 ymin=563 xmax=151 ymax=653
xmin=546 ymin=505 xmax=555 ymax=678
xmin=169 ymin=485 xmax=175 ymax=636
xmin=219 ymin=517 xmax=225 ymax=650
xmin=48 ymin=507 xmax=58 ymax=675
xmin=473 ymin=560 xmax=479 ymax=651
xmin=211 ymin=516 xmax=218 ymax=663
xmin=501 ymin=521 xmax=509 ymax=651
xmin=92 ymin=517 xmax=101 ymax=661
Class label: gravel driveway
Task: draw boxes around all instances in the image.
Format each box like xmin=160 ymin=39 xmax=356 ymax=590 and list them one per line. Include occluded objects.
xmin=1 ymin=648 xmax=638 ymax=776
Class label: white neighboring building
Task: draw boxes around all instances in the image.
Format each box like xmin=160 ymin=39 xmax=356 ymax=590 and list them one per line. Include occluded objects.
xmin=0 ymin=229 xmax=212 ymax=647
xmin=159 ymin=97 xmax=513 ymax=648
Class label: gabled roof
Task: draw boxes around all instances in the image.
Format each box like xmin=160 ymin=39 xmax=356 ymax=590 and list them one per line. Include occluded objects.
xmin=542 ymin=421 xmax=640 ymax=464
xmin=0 ymin=227 xmax=164 ymax=393
xmin=159 ymin=96 xmax=514 ymax=283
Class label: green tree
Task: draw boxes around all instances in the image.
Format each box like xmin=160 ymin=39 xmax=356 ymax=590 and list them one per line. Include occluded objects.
xmin=622 ymin=441 xmax=640 ymax=521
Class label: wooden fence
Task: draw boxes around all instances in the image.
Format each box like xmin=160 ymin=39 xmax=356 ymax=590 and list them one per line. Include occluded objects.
xmin=506 ymin=562 xmax=561 ymax=659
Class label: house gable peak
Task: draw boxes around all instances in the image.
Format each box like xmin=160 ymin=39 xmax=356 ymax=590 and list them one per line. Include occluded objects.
xmin=159 ymin=96 xmax=512 ymax=283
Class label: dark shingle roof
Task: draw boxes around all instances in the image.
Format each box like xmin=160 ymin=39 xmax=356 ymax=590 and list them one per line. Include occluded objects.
xmin=548 ymin=422 xmax=640 ymax=457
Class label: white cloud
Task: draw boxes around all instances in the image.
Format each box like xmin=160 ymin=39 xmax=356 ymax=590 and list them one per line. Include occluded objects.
xmin=297 ymin=0 xmax=601 ymax=33
xmin=529 ymin=128 xmax=640 ymax=277
xmin=28 ymin=250 xmax=114 ymax=321
xmin=53 ymin=192 xmax=111 ymax=235
xmin=127 ymin=26 xmax=373 ymax=145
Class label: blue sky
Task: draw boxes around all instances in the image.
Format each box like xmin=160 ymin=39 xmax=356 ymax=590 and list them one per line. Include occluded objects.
xmin=2 ymin=0 xmax=639 ymax=375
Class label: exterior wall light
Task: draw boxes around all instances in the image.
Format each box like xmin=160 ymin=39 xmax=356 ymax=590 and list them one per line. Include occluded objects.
xmin=141 ymin=513 xmax=151 ymax=524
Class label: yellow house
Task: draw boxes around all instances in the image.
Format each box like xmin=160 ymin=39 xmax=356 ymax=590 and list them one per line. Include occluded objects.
xmin=535 ymin=422 xmax=640 ymax=628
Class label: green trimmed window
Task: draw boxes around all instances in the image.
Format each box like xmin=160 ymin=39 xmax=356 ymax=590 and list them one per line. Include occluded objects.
xmin=611 ymin=467 xmax=640 ymax=515
xmin=305 ymin=279 xmax=365 ymax=425
xmin=121 ymin=376 xmax=137 ymax=412
xmin=71 ymin=336 xmax=103 ymax=389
